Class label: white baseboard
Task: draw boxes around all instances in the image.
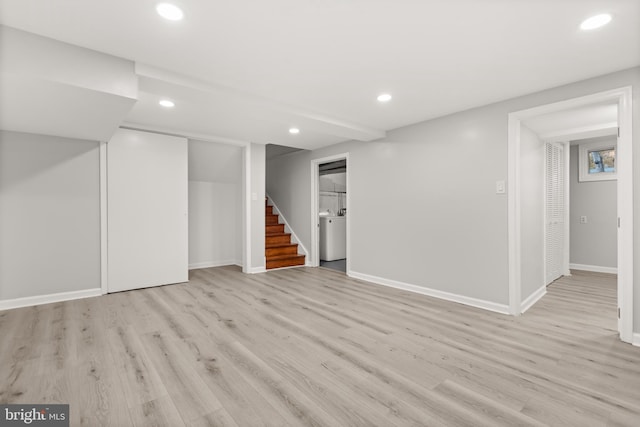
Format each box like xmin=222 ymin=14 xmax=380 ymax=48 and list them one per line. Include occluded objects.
xmin=569 ymin=263 xmax=617 ymax=274
xmin=189 ymin=260 xmax=241 ymax=270
xmin=633 ymin=333 xmax=640 ymax=347
xmin=348 ymin=271 xmax=510 ymax=315
xmin=247 ymin=266 xmax=266 ymax=274
xmin=0 ymin=288 xmax=102 ymax=311
xmin=520 ymin=285 xmax=547 ymax=313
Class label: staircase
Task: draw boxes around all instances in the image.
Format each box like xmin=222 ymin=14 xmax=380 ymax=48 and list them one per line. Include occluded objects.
xmin=265 ymin=200 xmax=305 ymax=269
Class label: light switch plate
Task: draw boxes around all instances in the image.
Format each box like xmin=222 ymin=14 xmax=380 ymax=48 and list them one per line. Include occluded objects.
xmin=496 ymin=180 xmax=506 ymax=194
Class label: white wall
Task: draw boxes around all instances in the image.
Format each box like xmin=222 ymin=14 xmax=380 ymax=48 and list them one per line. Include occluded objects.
xmin=0 ymin=130 xmax=100 ymax=301
xmin=0 ymin=26 xmax=137 ymax=142
xmin=250 ymin=143 xmax=266 ymax=271
xmin=267 ymin=150 xmax=313 ymax=248
xmin=319 ymin=172 xmax=347 ymax=214
xmin=188 ymin=140 xmax=242 ymax=269
xmin=570 ymin=144 xmax=617 ymax=269
xmin=520 ymin=125 xmax=545 ymax=299
xmin=319 ymin=172 xmax=346 ymax=192
xmin=267 ymin=67 xmax=640 ymax=320
xmin=189 ymin=182 xmax=240 ymax=268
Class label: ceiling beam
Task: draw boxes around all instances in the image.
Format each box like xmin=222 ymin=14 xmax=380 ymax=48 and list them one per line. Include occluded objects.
xmin=135 ymin=63 xmax=385 ymax=142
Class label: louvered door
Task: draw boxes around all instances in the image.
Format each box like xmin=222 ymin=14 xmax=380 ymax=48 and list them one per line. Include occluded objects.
xmin=545 ymin=142 xmax=565 ymax=285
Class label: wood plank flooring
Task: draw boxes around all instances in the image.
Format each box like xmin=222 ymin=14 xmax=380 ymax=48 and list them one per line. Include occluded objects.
xmin=1 ymin=267 xmax=639 ymax=426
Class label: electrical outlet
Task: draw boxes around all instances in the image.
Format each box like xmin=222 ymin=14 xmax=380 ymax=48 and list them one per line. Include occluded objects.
xmin=580 ymin=216 xmax=587 ymax=224
xmin=496 ymin=180 xmax=506 ymax=194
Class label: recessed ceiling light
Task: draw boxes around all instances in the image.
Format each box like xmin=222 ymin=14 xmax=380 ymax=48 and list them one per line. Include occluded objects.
xmin=580 ymin=13 xmax=612 ymax=30
xmin=377 ymin=93 xmax=392 ymax=102
xmin=289 ymin=128 xmax=300 ymax=134
xmin=159 ymin=99 xmax=175 ymax=108
xmin=156 ymin=3 xmax=184 ymax=21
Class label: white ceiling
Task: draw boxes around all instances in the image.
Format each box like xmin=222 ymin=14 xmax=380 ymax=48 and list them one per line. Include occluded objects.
xmin=0 ymin=0 xmax=638 ymax=150
xmin=524 ymin=101 xmax=618 ymax=142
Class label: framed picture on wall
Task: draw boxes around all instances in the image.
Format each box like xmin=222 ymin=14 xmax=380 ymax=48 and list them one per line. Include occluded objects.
xmin=578 ymin=138 xmax=617 ymax=182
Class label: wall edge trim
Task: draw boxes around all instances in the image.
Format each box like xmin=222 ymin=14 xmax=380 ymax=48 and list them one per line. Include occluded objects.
xmin=189 ymin=260 xmax=242 ymax=270
xmin=348 ymin=271 xmax=510 ymax=315
xmin=521 ymin=285 xmax=547 ymax=313
xmin=569 ymin=263 xmax=618 ymax=274
xmin=0 ymin=288 xmax=102 ymax=311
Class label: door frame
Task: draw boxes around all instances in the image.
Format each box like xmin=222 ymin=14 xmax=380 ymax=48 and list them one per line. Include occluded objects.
xmin=310 ymin=153 xmax=350 ymax=272
xmin=508 ymin=86 xmax=633 ymax=343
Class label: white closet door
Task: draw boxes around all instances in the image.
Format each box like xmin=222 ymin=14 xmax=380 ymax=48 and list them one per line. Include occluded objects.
xmin=545 ymin=142 xmax=565 ymax=285
xmin=107 ymin=129 xmax=188 ymax=292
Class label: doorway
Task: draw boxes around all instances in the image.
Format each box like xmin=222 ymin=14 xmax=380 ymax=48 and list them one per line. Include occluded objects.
xmin=508 ymin=87 xmax=633 ymax=344
xmin=311 ymin=153 xmax=350 ymax=274
xmin=567 ymin=136 xmax=619 ymax=275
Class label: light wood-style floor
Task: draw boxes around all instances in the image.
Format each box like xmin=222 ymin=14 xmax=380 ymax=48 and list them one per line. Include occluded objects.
xmin=1 ymin=267 xmax=639 ymax=426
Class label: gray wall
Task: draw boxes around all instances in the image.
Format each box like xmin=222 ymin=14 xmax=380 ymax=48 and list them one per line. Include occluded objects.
xmin=570 ymin=144 xmax=617 ymax=269
xmin=267 ymin=150 xmax=313 ymax=249
xmin=269 ymin=107 xmax=511 ymax=304
xmin=267 ymin=67 xmax=640 ymax=322
xmin=520 ymin=125 xmax=545 ymax=299
xmin=189 ymin=182 xmax=240 ymax=267
xmin=0 ymin=130 xmax=101 ymax=300
xmin=188 ymin=140 xmax=243 ymax=268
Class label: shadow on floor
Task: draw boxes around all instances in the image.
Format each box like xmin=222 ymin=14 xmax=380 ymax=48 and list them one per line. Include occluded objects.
xmin=320 ymin=259 xmax=346 ymax=273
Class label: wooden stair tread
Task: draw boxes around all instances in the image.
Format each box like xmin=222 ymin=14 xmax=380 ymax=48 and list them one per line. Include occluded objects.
xmin=266 ymin=224 xmax=285 ymax=233
xmin=266 ymin=243 xmax=299 ymax=257
xmin=266 ymin=243 xmax=298 ymax=248
xmin=266 ymin=254 xmax=306 ymax=269
xmin=267 ymin=254 xmax=305 ymax=261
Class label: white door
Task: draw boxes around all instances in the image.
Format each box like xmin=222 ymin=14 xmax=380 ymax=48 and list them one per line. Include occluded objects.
xmin=545 ymin=142 xmax=565 ymax=285
xmin=107 ymin=128 xmax=188 ymax=292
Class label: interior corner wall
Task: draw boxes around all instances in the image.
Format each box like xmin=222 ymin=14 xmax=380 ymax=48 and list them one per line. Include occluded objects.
xmin=0 ymin=130 xmax=101 ymax=301
xmin=312 ymin=118 xmax=511 ymax=306
xmin=569 ymin=144 xmax=617 ymax=269
xmin=236 ymin=181 xmax=243 ymax=264
xmin=266 ymin=149 xmax=313 ymax=249
xmin=520 ymin=125 xmax=545 ymax=300
xmin=188 ymin=139 xmax=243 ymax=269
xmin=267 ymin=67 xmax=640 ymax=315
xmin=250 ymin=143 xmax=266 ymax=270
xmin=188 ymin=181 xmax=240 ymax=268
